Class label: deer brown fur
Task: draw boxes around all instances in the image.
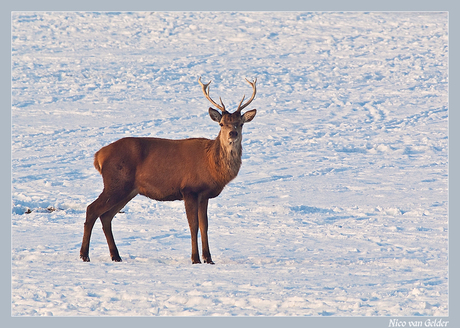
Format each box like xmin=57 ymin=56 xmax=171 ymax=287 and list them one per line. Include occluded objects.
xmin=80 ymin=78 xmax=257 ymax=264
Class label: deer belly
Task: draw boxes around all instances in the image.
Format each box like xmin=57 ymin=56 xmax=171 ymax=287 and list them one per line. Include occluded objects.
xmin=137 ymin=184 xmax=183 ymax=201
xmin=137 ymin=178 xmax=223 ymax=201
xmin=135 ymin=172 xmax=184 ymax=201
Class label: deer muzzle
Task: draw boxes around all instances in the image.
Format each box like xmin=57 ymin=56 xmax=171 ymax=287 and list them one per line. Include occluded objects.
xmin=229 ymin=130 xmax=238 ymax=139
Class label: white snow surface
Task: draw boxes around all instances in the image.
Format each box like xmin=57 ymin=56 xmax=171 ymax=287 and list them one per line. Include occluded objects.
xmin=11 ymin=12 xmax=448 ymax=316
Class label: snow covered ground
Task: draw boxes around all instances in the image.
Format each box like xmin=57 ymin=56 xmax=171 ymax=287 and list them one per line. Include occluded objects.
xmin=11 ymin=11 xmax=448 ymax=316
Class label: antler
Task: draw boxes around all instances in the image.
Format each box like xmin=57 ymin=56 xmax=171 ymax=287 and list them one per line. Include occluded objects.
xmin=198 ymin=77 xmax=226 ymax=112
xmin=236 ymin=78 xmax=257 ymax=113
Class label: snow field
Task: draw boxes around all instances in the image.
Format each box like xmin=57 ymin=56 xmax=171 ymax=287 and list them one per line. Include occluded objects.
xmin=12 ymin=11 xmax=447 ymax=316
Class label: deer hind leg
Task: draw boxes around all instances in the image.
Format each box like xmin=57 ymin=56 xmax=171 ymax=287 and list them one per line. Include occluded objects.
xmin=100 ymin=190 xmax=138 ymax=262
xmin=198 ymin=197 xmax=214 ymax=264
xmin=184 ymin=192 xmax=201 ymax=264
xmin=80 ymin=200 xmax=99 ymax=262
xmin=80 ymin=188 xmax=135 ymax=262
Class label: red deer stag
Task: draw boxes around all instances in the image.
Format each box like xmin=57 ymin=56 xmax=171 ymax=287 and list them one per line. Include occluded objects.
xmin=80 ymin=77 xmax=257 ymax=264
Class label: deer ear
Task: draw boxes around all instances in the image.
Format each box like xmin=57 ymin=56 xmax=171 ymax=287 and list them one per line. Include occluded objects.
xmin=242 ymin=109 xmax=257 ymax=123
xmin=209 ymin=107 xmax=222 ymax=123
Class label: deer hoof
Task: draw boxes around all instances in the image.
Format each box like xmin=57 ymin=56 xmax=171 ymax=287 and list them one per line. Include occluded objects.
xmin=80 ymin=255 xmax=90 ymax=262
xmin=112 ymin=256 xmax=122 ymax=262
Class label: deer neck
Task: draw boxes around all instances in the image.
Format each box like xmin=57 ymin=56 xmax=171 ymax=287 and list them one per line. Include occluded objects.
xmin=209 ymin=132 xmax=242 ymax=184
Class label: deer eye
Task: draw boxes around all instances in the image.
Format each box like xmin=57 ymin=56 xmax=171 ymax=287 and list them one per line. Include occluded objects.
xmin=219 ymin=123 xmax=223 ymax=127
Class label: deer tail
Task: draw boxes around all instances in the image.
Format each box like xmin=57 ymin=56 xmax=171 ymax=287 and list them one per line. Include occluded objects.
xmin=93 ymin=150 xmax=103 ymax=174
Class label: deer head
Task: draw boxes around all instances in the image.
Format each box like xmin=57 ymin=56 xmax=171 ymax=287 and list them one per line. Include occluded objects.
xmin=198 ymin=77 xmax=257 ymax=147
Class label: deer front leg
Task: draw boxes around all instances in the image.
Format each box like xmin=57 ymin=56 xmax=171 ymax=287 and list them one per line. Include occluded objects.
xmin=184 ymin=193 xmax=201 ymax=264
xmin=198 ymin=197 xmax=214 ymax=264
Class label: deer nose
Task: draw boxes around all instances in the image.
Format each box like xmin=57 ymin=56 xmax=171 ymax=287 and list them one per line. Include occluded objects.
xmin=229 ymin=130 xmax=238 ymax=138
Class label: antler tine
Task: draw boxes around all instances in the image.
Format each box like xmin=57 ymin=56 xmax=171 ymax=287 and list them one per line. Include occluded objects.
xmin=236 ymin=78 xmax=257 ymax=112
xmin=198 ymin=77 xmax=226 ymax=112
xmin=237 ymin=95 xmax=246 ymax=110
